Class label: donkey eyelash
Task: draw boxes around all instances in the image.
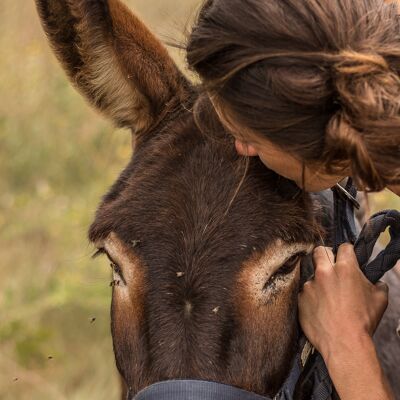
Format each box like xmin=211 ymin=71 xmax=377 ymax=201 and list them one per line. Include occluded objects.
xmin=92 ymin=248 xmax=106 ymax=259
xmin=92 ymin=248 xmax=120 ymax=268
xmin=263 ymin=252 xmax=306 ymax=294
xmin=279 ymin=252 xmax=306 ymax=274
xmin=92 ymin=248 xmax=127 ymax=285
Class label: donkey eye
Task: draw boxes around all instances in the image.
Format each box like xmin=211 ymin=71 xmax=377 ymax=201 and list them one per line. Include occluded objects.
xmin=277 ymin=253 xmax=303 ymax=276
xmin=264 ymin=253 xmax=304 ymax=291
xmin=109 ymin=261 xmax=127 ymax=287
xmin=92 ymin=248 xmax=126 ymax=285
xmin=110 ymin=262 xmax=122 ymax=276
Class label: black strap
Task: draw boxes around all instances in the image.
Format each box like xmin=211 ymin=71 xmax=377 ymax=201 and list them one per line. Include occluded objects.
xmin=332 ymin=179 xmax=359 ymax=252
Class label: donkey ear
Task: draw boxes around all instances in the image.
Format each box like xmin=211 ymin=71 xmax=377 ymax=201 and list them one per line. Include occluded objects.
xmin=35 ymin=0 xmax=189 ymax=133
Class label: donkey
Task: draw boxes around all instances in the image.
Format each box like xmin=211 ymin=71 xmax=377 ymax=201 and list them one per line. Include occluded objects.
xmin=35 ymin=0 xmax=399 ymax=398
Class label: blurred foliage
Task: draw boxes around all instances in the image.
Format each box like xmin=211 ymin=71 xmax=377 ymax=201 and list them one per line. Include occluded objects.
xmin=0 ymin=1 xmax=200 ymax=399
xmin=0 ymin=1 xmax=399 ymax=400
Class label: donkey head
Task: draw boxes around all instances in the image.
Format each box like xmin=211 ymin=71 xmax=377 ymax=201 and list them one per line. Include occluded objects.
xmin=36 ymin=0 xmax=321 ymax=397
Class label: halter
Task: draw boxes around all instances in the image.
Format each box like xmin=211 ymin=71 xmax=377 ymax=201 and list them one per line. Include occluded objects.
xmin=134 ymin=380 xmax=274 ymax=400
xmin=128 ymin=178 xmax=400 ymax=400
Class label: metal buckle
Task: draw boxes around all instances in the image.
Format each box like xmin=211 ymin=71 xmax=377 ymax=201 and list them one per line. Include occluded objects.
xmin=333 ymin=183 xmax=360 ymax=210
xmin=300 ymin=340 xmax=315 ymax=368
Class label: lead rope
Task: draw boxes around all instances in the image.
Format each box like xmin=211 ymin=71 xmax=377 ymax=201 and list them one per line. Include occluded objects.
xmin=295 ymin=180 xmax=400 ymax=400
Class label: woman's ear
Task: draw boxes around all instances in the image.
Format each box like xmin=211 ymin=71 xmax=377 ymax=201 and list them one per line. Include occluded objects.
xmin=235 ymin=139 xmax=259 ymax=157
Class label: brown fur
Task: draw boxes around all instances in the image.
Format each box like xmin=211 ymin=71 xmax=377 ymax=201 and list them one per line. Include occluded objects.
xmin=87 ymin=113 xmax=320 ymax=397
xmin=35 ymin=1 xmax=400 ymax=399
xmin=231 ymin=244 xmax=305 ymax=394
xmin=35 ymin=0 xmax=188 ymax=131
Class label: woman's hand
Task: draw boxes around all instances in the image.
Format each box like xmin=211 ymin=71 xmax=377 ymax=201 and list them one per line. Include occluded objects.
xmin=299 ymin=243 xmax=388 ymax=358
xmin=298 ymin=244 xmax=394 ymax=400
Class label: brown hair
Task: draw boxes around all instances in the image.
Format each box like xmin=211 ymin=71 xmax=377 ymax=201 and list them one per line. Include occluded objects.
xmin=187 ymin=0 xmax=400 ymax=191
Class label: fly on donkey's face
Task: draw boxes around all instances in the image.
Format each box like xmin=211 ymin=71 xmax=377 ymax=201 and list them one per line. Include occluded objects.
xmin=35 ymin=0 xmax=320 ymax=397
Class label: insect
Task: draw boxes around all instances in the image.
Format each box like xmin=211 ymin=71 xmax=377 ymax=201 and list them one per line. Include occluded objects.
xmin=131 ymin=240 xmax=141 ymax=248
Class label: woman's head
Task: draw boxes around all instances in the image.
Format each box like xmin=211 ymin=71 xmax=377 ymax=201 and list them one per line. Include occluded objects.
xmin=187 ymin=0 xmax=400 ymax=191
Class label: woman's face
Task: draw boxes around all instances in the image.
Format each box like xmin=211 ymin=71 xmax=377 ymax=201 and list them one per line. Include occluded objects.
xmin=212 ymin=100 xmax=347 ymax=192
xmin=234 ymin=137 xmax=346 ymax=192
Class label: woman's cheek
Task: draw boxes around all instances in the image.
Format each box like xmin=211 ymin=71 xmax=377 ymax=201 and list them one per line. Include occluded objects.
xmin=258 ymin=153 xmax=302 ymax=183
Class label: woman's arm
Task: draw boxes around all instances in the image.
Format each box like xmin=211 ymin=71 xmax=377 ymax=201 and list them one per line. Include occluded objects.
xmin=324 ymin=334 xmax=393 ymax=400
xmin=298 ymin=244 xmax=394 ymax=400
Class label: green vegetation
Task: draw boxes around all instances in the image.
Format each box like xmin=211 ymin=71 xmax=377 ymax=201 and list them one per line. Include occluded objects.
xmin=1 ymin=1 xmax=398 ymax=399
xmin=0 ymin=1 xmax=199 ymax=398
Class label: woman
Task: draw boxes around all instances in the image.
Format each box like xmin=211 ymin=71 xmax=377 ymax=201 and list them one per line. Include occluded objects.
xmin=187 ymin=0 xmax=400 ymax=398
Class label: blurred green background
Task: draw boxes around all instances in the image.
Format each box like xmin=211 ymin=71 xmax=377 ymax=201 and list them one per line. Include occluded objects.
xmin=0 ymin=1 xmax=398 ymax=399
xmin=0 ymin=1 xmax=200 ymax=399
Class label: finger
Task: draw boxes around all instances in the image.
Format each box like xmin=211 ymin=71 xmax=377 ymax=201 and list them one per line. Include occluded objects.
xmin=335 ymin=243 xmax=364 ymax=280
xmin=375 ymin=281 xmax=389 ymax=309
xmin=313 ymin=246 xmax=334 ymax=268
xmin=336 ymin=243 xmax=358 ymax=268
xmin=313 ymin=246 xmax=335 ymax=278
xmin=375 ymin=280 xmax=389 ymax=294
xmin=298 ymin=287 xmax=314 ymax=310
xmin=374 ymin=282 xmax=389 ymax=327
xmin=299 ymin=279 xmax=314 ymax=294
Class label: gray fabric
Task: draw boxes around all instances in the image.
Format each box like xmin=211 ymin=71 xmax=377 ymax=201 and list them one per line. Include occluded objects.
xmin=277 ymin=352 xmax=302 ymax=400
xmin=310 ymin=354 xmax=332 ymax=400
xmin=134 ymin=380 xmax=272 ymax=400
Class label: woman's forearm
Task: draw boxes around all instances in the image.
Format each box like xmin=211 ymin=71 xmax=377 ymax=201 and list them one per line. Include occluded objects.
xmin=322 ymin=335 xmax=394 ymax=400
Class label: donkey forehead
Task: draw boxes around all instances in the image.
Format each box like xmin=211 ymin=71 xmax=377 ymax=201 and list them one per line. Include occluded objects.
xmin=89 ymin=121 xmax=319 ymax=292
xmin=89 ymin=125 xmax=318 ymax=248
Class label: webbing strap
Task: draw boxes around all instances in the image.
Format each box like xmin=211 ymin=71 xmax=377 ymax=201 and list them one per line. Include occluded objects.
xmin=332 ymin=180 xmax=358 ymax=252
xmin=355 ymin=209 xmax=400 ymax=284
xmin=134 ymin=380 xmax=272 ymax=400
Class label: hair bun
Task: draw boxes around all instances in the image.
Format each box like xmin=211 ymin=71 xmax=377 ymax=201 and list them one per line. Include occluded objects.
xmin=336 ymin=50 xmax=389 ymax=76
xmin=333 ymin=50 xmax=400 ymax=120
xmin=322 ymin=50 xmax=400 ymax=191
xmin=325 ymin=111 xmax=384 ymax=190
